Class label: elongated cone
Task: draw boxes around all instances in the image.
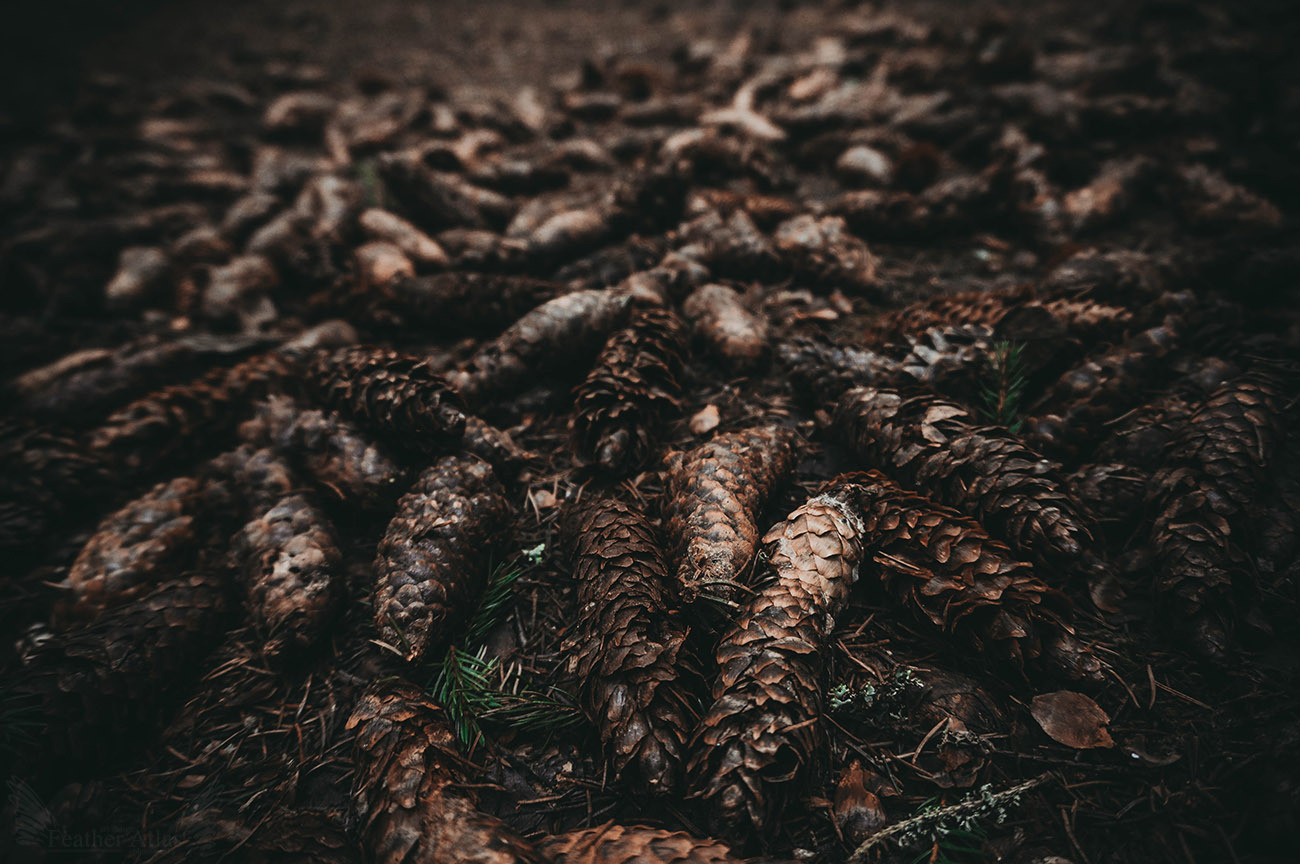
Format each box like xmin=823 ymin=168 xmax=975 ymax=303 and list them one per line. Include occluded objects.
xmin=682 ymin=284 xmax=768 ymax=372
xmin=348 ymin=680 xmax=547 ymax=864
xmin=0 ymin=423 xmax=108 ymax=553
xmin=449 ymin=289 xmax=632 ymax=405
xmin=1147 ymin=372 xmax=1285 ymax=659
xmin=241 ymin=396 xmax=406 ymax=508
xmin=772 ymin=214 xmax=877 ymax=295
xmin=461 ymin=415 xmax=529 ymax=480
xmin=231 ymin=493 xmax=341 ymax=657
xmin=55 ymin=475 xmax=212 ymax=627
xmin=560 ymin=496 xmax=692 ymax=794
xmin=876 ymin=288 xmax=1022 ymax=343
xmin=1067 ymin=462 xmax=1148 ymax=527
xmin=875 ymin=287 xmax=1132 ymax=347
xmin=16 ymin=569 xmax=230 ymax=767
xmin=1025 ymin=316 xmax=1184 ymax=458
xmin=571 ymin=307 xmax=687 ymax=474
xmin=308 ymin=346 xmax=467 ymax=452
xmin=662 ymin=426 xmax=799 ymax=604
xmin=384 ymin=272 xmax=560 ymax=333
xmin=842 ymin=470 xmax=1098 ymax=680
xmin=540 ymin=823 xmax=744 ymax=864
xmin=88 ymin=350 xmax=296 ymax=478
xmin=690 ymin=482 xmax=866 ymax=837
xmin=776 ymin=338 xmax=897 ymax=406
xmin=373 ymin=454 xmax=511 ymax=663
xmin=834 ymin=387 xmax=1104 ymax=582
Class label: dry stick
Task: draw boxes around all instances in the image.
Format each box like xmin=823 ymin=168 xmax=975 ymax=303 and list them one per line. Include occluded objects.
xmin=847 ymin=774 xmax=1050 ymax=864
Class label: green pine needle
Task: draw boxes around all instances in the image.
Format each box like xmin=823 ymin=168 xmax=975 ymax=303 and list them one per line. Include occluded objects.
xmin=980 ymin=340 xmax=1028 ymax=432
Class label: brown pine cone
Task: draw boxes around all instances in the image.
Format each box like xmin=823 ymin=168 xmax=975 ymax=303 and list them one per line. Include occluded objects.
xmin=571 ymin=307 xmax=687 ymax=474
xmin=382 ymin=272 xmax=560 ymax=334
xmin=682 ymin=284 xmax=769 ymax=372
xmin=231 ymin=493 xmax=341 ymax=657
xmin=560 ymin=496 xmax=692 ymax=795
xmin=308 ymin=346 xmax=467 ymax=452
xmin=772 ymin=214 xmax=878 ymax=296
xmin=55 ymin=475 xmax=214 ymax=627
xmin=16 ymin=569 xmax=230 ymax=768
xmin=348 ymin=680 xmax=546 ymax=864
xmin=449 ymin=288 xmax=633 ymax=406
xmin=373 ymin=454 xmax=512 ymax=663
xmin=376 ymin=150 xmax=516 ymax=231
xmin=662 ymin=426 xmax=799 ymax=605
xmin=834 ymin=387 xmax=1103 ymax=581
xmin=1067 ymin=462 xmax=1149 ymax=527
xmin=689 ymin=481 xmax=865 ymax=837
xmin=540 ymin=822 xmax=744 ymax=864
xmin=1147 ymin=372 xmax=1286 ymax=659
xmin=1024 ymin=316 xmax=1185 ymax=458
xmin=0 ymin=423 xmax=108 ymax=554
xmin=776 ymin=337 xmax=897 ymax=406
xmin=461 ymin=415 xmax=530 ymax=480
xmin=842 ymin=470 xmax=1098 ymax=680
xmin=87 ymin=349 xmax=297 ymax=478
xmin=875 ymin=288 xmax=1022 ymax=344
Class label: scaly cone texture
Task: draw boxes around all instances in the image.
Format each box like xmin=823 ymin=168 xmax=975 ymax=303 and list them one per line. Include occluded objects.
xmin=662 ymin=426 xmax=799 ymax=604
xmin=539 ymin=823 xmax=744 ymax=864
xmin=307 ymin=346 xmax=467 ymax=453
xmin=842 ymin=470 xmax=1099 ymax=680
xmin=689 ymin=483 xmax=866 ymax=838
xmin=461 ymin=415 xmax=529 ymax=480
xmin=449 ymin=289 xmax=633 ymax=405
xmin=15 ymin=569 xmax=230 ymax=768
xmin=560 ymin=496 xmax=692 ymax=795
xmin=1024 ymin=316 xmax=1184 ymax=458
xmin=347 ymin=680 xmax=547 ymax=864
xmin=241 ymin=396 xmax=407 ymax=508
xmin=373 ymin=454 xmax=511 ymax=663
xmin=776 ymin=338 xmax=896 ymax=406
xmin=231 ymin=493 xmax=342 ymax=657
xmin=1067 ymin=462 xmax=1149 ymax=527
xmin=833 ymin=387 xmax=1104 ymax=582
xmin=87 ymin=350 xmax=297 ymax=478
xmin=1147 ymin=372 xmax=1286 ymax=659
xmin=571 ymin=307 xmax=687 ymax=475
xmin=0 ymin=423 xmax=108 ymax=553
xmin=875 ymin=288 xmax=1133 ymax=347
xmin=54 ymin=475 xmax=213 ymax=627
xmin=383 ymin=272 xmax=560 ymax=334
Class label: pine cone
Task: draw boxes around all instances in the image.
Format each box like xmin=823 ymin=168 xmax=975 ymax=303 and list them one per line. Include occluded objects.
xmin=231 ymin=492 xmax=342 ymax=657
xmin=662 ymin=426 xmax=799 ymax=604
xmin=88 ymin=350 xmax=296 ymax=478
xmin=0 ymin=423 xmax=108 ymax=554
xmin=776 ymin=338 xmax=897 ymax=406
xmin=689 ymin=482 xmax=865 ymax=837
xmin=376 ymin=150 xmax=515 ymax=231
xmin=348 ymin=680 xmax=546 ymax=864
xmin=1024 ymin=316 xmax=1184 ymax=458
xmin=383 ymin=272 xmax=560 ymax=334
xmin=308 ymin=346 xmax=467 ymax=452
xmin=834 ymin=387 xmax=1103 ymax=581
xmin=772 ymin=214 xmax=878 ymax=295
xmin=211 ymin=444 xmax=299 ymax=514
xmin=682 ymin=284 xmax=769 ymax=372
xmin=449 ymin=289 xmax=633 ymax=406
xmin=571 ymin=307 xmax=687 ymax=474
xmin=461 ymin=415 xmax=529 ymax=480
xmin=560 ymin=496 xmax=692 ymax=794
xmin=54 ymin=475 xmax=214 ymax=627
xmin=373 ymin=454 xmax=512 ymax=663
xmin=842 ymin=470 xmax=1098 ymax=680
xmin=539 ymin=823 xmax=744 ymax=864
xmin=16 ymin=569 xmax=230 ymax=768
xmin=1067 ymin=462 xmax=1149 ymax=527
xmin=1147 ymin=372 xmax=1286 ymax=659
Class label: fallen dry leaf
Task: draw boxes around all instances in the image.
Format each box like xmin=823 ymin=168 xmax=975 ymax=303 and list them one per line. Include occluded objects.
xmin=1031 ymin=691 xmax=1114 ymax=749
xmin=689 ymin=404 xmax=720 ymax=435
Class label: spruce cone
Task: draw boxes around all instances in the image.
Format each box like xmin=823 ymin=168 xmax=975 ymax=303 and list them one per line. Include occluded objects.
xmin=842 ymin=470 xmax=1098 ymax=680
xmin=348 ymin=680 xmax=546 ymax=864
xmin=0 ymin=423 xmax=108 ymax=554
xmin=776 ymin=338 xmax=897 ymax=406
xmin=461 ymin=415 xmax=529 ymax=480
xmin=383 ymin=272 xmax=560 ymax=334
xmin=1067 ymin=462 xmax=1149 ymax=527
xmin=876 ymin=288 xmax=1131 ymax=347
xmin=308 ymin=346 xmax=467 ymax=452
xmin=834 ymin=387 xmax=1103 ymax=581
xmin=1147 ymin=372 xmax=1286 ymax=659
xmin=560 ymin=496 xmax=692 ymax=795
xmin=16 ymin=569 xmax=230 ymax=768
xmin=571 ymin=307 xmax=687 ymax=474
xmin=540 ymin=823 xmax=744 ymax=864
xmin=662 ymin=426 xmax=799 ymax=604
xmin=449 ymin=288 xmax=633 ymax=405
xmin=88 ymin=350 xmax=296 ymax=478
xmin=682 ymin=284 xmax=769 ymax=372
xmin=1024 ymin=316 xmax=1184 ymax=458
xmin=690 ymin=482 xmax=865 ymax=837
xmin=55 ymin=475 xmax=214 ymax=627
xmin=373 ymin=454 xmax=512 ymax=663
xmin=231 ymin=493 xmax=342 ymax=657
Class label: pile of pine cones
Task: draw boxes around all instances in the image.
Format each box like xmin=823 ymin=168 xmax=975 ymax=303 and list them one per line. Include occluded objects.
xmin=1 ymin=2 xmax=1297 ymax=863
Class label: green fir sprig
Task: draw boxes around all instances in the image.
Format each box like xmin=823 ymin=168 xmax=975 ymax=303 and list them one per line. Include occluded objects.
xmin=979 ymin=340 xmax=1028 ymax=432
